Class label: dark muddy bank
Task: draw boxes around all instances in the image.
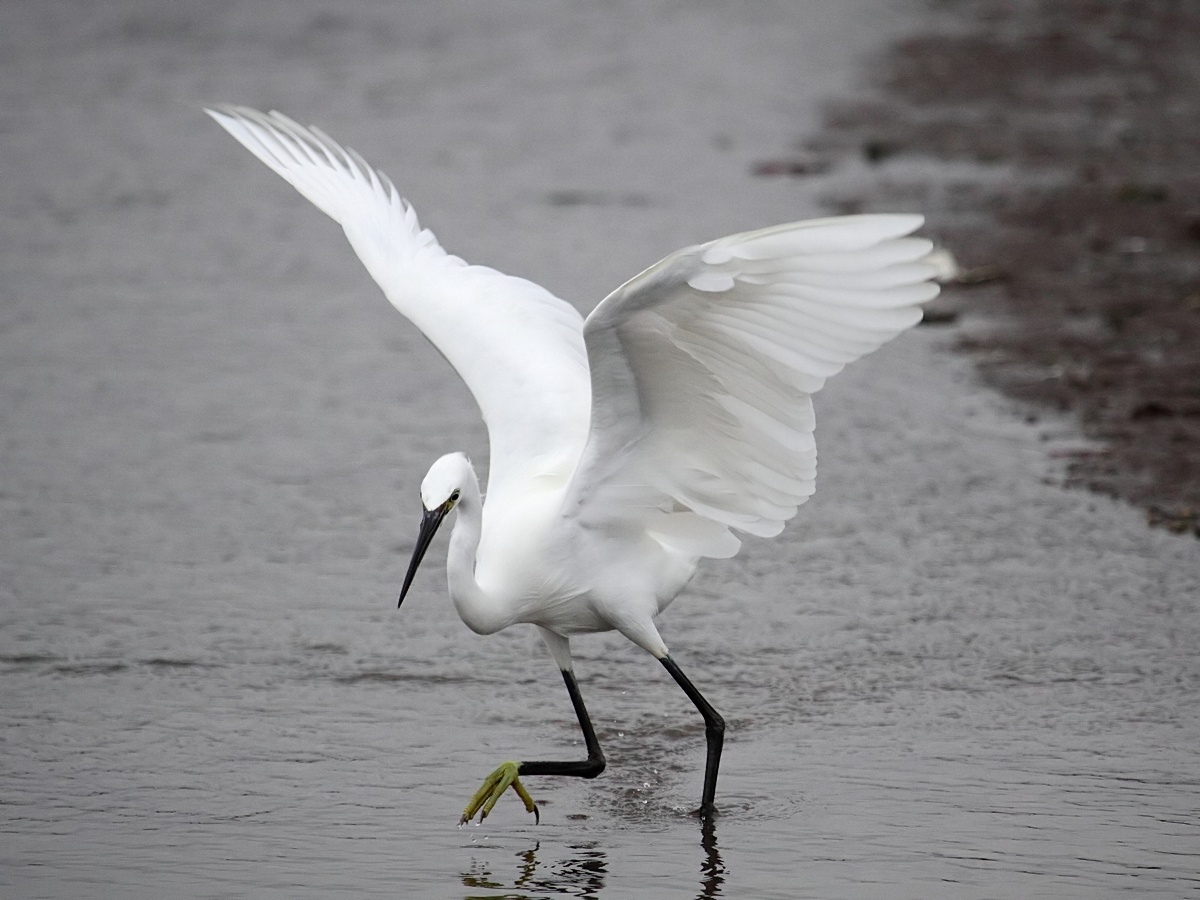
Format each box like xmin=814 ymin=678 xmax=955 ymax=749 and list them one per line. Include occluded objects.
xmin=808 ymin=0 xmax=1200 ymax=536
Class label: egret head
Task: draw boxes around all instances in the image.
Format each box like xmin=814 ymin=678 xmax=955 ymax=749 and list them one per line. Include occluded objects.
xmin=398 ymin=453 xmax=471 ymax=608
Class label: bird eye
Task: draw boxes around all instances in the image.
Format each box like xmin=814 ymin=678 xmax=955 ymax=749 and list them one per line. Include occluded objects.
xmin=450 ymin=489 xmax=461 ymax=503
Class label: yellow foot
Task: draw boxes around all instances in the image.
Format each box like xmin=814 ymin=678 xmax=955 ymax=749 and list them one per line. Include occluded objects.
xmin=459 ymin=761 xmax=539 ymax=826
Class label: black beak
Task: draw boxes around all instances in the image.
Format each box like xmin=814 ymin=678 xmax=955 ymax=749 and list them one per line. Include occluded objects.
xmin=398 ymin=504 xmax=449 ymax=608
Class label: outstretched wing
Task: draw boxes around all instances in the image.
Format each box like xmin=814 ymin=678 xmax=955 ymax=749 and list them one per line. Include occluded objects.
xmin=206 ymin=106 xmax=591 ymax=491
xmin=569 ymin=215 xmax=938 ymax=558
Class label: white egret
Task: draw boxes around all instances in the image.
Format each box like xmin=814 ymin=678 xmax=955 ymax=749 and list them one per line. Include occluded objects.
xmin=207 ymin=105 xmax=939 ymax=824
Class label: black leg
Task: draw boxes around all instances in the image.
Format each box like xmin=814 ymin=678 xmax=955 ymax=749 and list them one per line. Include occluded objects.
xmin=661 ymin=655 xmax=725 ymax=817
xmin=460 ymin=669 xmax=606 ymax=825
xmin=519 ymin=668 xmax=606 ymax=779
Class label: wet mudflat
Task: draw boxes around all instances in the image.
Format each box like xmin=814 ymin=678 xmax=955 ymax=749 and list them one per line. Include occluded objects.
xmin=811 ymin=0 xmax=1200 ymax=535
xmin=2 ymin=2 xmax=1198 ymax=897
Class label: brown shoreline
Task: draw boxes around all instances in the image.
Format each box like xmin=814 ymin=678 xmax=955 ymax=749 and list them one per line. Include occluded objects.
xmin=801 ymin=0 xmax=1200 ymax=537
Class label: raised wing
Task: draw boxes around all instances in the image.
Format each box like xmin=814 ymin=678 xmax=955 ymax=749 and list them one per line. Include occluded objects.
xmin=571 ymin=215 xmax=938 ymax=558
xmin=206 ymin=106 xmax=591 ymax=492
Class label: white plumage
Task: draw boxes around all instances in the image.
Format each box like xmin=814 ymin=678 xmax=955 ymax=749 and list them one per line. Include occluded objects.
xmin=208 ymin=104 xmax=939 ymax=821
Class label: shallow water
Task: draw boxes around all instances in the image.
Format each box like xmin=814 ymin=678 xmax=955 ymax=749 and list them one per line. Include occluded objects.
xmin=3 ymin=1 xmax=1199 ymax=897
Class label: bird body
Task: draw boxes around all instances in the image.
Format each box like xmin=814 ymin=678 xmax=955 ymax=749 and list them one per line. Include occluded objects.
xmin=208 ymin=105 xmax=940 ymax=822
xmin=428 ymin=451 xmax=694 ymax=654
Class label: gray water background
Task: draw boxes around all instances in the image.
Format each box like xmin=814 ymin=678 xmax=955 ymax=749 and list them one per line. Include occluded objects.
xmin=2 ymin=1 xmax=1198 ymax=897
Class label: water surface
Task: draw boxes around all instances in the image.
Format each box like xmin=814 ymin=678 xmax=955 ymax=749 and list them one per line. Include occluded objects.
xmin=2 ymin=1 xmax=1198 ymax=897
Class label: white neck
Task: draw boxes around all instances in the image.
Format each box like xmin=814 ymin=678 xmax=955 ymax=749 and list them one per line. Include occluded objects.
xmin=444 ymin=463 xmax=509 ymax=635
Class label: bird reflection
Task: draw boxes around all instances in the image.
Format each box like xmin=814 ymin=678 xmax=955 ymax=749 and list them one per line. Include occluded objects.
xmin=462 ymin=842 xmax=606 ymax=899
xmin=460 ymin=820 xmax=725 ymax=899
xmin=698 ymin=816 xmax=726 ymax=899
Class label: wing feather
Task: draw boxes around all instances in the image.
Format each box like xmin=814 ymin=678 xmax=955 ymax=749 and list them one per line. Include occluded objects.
xmin=569 ymin=214 xmax=938 ymax=555
xmin=206 ymin=106 xmax=591 ymax=491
